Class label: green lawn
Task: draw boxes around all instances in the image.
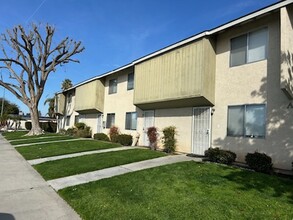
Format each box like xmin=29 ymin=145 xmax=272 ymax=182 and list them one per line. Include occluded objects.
xmin=2 ymin=131 xmax=60 ymax=141
xmin=16 ymin=140 xmax=120 ymax=160
xmin=34 ymin=149 xmax=166 ymax=180
xmin=10 ymin=136 xmax=75 ymax=145
xmin=59 ymin=161 xmax=293 ymax=220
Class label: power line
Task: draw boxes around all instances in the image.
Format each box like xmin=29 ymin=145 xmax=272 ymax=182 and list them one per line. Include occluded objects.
xmin=25 ymin=0 xmax=47 ymax=23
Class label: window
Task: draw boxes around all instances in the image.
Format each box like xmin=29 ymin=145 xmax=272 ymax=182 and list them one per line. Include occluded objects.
xmin=74 ymin=115 xmax=79 ymax=125
xmin=125 ymin=112 xmax=137 ymax=130
xmin=230 ymin=28 xmax=268 ymax=67
xmin=227 ymin=104 xmax=266 ymax=138
xmin=67 ymin=93 xmax=72 ymax=104
xmin=66 ymin=116 xmax=70 ymax=126
xmin=109 ymin=79 xmax=117 ymax=94
xmin=127 ymin=72 xmax=134 ymax=90
xmin=106 ymin=113 xmax=115 ymax=128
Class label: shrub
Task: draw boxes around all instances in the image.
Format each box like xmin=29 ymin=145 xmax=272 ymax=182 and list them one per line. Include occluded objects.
xmin=75 ymin=122 xmax=86 ymax=130
xmin=204 ymin=148 xmax=236 ymax=165
xmin=245 ymin=152 xmax=273 ymax=174
xmin=117 ymin=134 xmax=133 ymax=146
xmin=75 ymin=126 xmax=92 ymax=138
xmin=25 ymin=121 xmax=32 ymax=130
xmin=66 ymin=128 xmax=76 ymax=136
xmin=58 ymin=129 xmax=66 ymax=135
xmin=109 ymin=126 xmax=119 ymax=143
xmin=147 ymin=127 xmax=158 ymax=150
xmin=94 ymin=133 xmax=110 ymax=142
xmin=162 ymin=126 xmax=177 ymax=153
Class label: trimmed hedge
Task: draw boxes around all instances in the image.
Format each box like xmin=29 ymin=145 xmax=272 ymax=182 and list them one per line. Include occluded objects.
xmin=94 ymin=133 xmax=110 ymax=142
xmin=245 ymin=152 xmax=273 ymax=174
xmin=204 ymin=147 xmax=236 ymax=165
xmin=117 ymin=134 xmax=133 ymax=146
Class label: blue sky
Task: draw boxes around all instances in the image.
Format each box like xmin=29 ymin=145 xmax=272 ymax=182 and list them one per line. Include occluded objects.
xmin=0 ymin=0 xmax=277 ymax=115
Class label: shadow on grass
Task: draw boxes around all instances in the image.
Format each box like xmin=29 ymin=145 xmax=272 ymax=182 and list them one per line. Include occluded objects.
xmin=221 ymin=166 xmax=293 ymax=204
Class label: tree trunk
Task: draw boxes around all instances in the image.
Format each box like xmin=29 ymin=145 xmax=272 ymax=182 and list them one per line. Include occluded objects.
xmin=26 ymin=105 xmax=43 ymax=136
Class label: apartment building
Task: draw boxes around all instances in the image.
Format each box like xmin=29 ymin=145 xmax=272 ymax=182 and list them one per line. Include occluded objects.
xmin=56 ymin=0 xmax=293 ymax=170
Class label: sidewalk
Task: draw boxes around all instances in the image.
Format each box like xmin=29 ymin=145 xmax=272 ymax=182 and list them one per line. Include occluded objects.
xmin=0 ymin=133 xmax=81 ymax=220
xmin=48 ymin=154 xmax=202 ymax=191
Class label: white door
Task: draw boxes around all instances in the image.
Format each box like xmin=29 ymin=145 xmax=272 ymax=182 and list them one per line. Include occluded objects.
xmin=97 ymin=114 xmax=103 ymax=133
xmin=192 ymin=107 xmax=211 ymax=155
xmin=143 ymin=110 xmax=155 ymax=146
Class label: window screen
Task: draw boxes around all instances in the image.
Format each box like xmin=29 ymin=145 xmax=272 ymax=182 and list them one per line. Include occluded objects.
xmin=109 ymin=79 xmax=117 ymax=94
xmin=127 ymin=73 xmax=134 ymax=90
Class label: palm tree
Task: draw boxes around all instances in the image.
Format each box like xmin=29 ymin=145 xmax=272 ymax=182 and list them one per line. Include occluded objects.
xmin=61 ymin=79 xmax=73 ymax=90
xmin=44 ymin=97 xmax=55 ymax=118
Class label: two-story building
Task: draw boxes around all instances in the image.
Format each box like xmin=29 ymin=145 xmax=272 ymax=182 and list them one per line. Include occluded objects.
xmin=56 ymin=0 xmax=293 ymax=170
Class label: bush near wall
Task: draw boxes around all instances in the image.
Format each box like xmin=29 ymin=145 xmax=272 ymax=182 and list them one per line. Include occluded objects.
xmin=65 ymin=123 xmax=92 ymax=138
xmin=147 ymin=127 xmax=158 ymax=150
xmin=94 ymin=133 xmax=110 ymax=142
xmin=245 ymin=152 xmax=273 ymax=174
xmin=117 ymin=134 xmax=132 ymax=146
xmin=162 ymin=126 xmax=177 ymax=153
xmin=109 ymin=126 xmax=119 ymax=143
xmin=204 ymin=148 xmax=236 ymax=165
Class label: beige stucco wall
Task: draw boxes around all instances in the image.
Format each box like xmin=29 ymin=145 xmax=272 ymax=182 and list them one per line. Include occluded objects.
xmin=212 ymin=11 xmax=293 ymax=170
xmin=136 ymin=107 xmax=193 ymax=153
xmin=280 ymin=5 xmax=293 ymax=99
xmin=78 ymin=113 xmax=99 ymax=135
xmin=103 ymin=67 xmax=139 ymax=137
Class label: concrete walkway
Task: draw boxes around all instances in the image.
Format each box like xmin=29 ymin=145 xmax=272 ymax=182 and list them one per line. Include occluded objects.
xmin=48 ymin=155 xmax=201 ymax=191
xmin=0 ymin=133 xmax=81 ymax=220
xmin=9 ymin=136 xmax=63 ymax=142
xmin=14 ymin=138 xmax=82 ymax=147
xmin=28 ymin=146 xmax=141 ymax=165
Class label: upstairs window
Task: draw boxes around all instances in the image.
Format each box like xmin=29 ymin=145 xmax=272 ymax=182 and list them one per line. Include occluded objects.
xmin=125 ymin=112 xmax=137 ymax=130
xmin=230 ymin=28 xmax=268 ymax=67
xmin=106 ymin=113 xmax=115 ymax=128
xmin=127 ymin=72 xmax=134 ymax=90
xmin=227 ymin=104 xmax=266 ymax=138
xmin=109 ymin=79 xmax=117 ymax=94
xmin=67 ymin=93 xmax=72 ymax=104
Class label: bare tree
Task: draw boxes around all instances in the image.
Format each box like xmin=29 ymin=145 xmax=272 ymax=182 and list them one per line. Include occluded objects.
xmin=0 ymin=24 xmax=84 ymax=135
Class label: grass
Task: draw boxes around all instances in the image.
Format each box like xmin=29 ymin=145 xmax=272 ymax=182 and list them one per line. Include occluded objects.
xmin=16 ymin=140 xmax=121 ymax=160
xmin=34 ymin=149 xmax=166 ymax=180
xmin=2 ymin=131 xmax=61 ymax=141
xmin=59 ymin=161 xmax=293 ymax=220
xmin=10 ymin=136 xmax=75 ymax=145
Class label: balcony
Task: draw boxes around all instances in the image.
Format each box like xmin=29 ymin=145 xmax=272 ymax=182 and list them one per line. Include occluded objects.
xmin=133 ymin=37 xmax=216 ymax=109
xmin=55 ymin=94 xmax=65 ymax=115
xmin=75 ymin=79 xmax=105 ymax=113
